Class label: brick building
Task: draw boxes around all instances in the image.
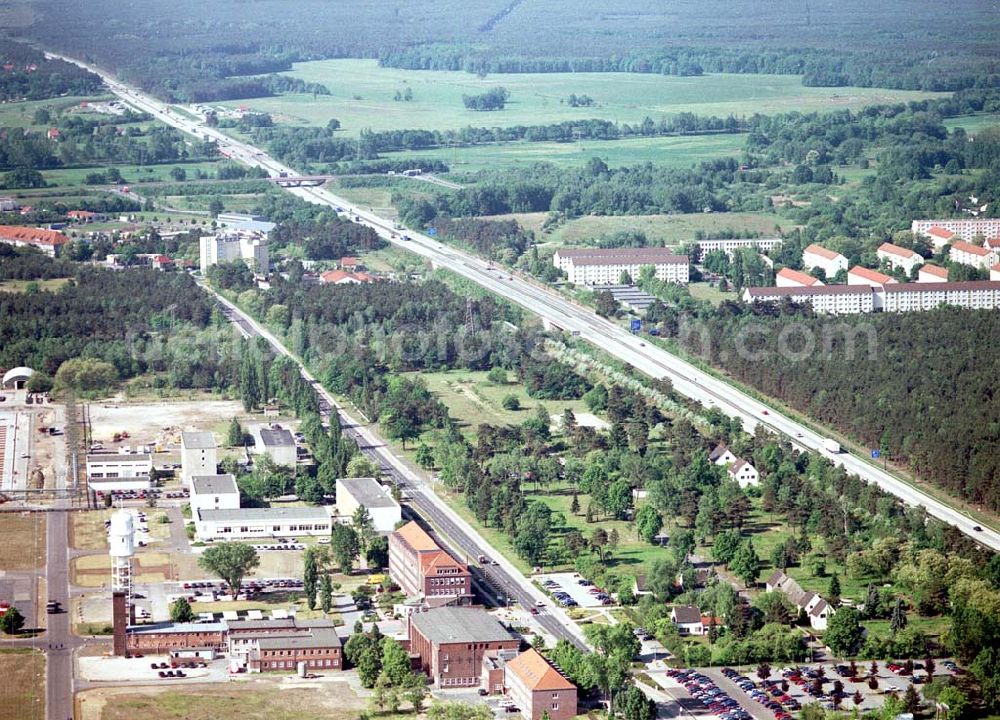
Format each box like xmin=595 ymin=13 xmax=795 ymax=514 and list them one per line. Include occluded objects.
xmin=126 ymin=622 xmax=228 ymax=654
xmin=389 ymin=521 xmax=472 ymax=601
xmin=408 ymin=607 xmax=519 ymax=688
xmin=504 ymin=648 xmax=578 ymax=720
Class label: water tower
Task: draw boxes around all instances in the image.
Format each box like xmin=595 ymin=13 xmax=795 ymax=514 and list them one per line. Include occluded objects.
xmin=109 ymin=510 xmax=135 ymax=603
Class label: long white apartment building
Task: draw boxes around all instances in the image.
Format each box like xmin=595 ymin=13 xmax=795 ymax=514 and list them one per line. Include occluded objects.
xmin=744 ymin=280 xmax=1000 ymax=314
xmin=551 ymin=248 xmax=688 ymax=286
xmin=195 ymin=506 xmax=333 ymax=540
xmin=912 ymin=218 xmax=1000 ymax=243
xmin=200 ymin=230 xmax=269 ymax=274
xmin=801 ymin=244 xmax=847 ymax=279
xmin=691 ymin=237 xmax=783 ymax=260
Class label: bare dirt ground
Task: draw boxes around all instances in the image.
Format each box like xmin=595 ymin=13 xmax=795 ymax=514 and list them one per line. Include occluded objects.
xmin=0 ymin=513 xmax=46 ymax=569
xmin=0 ymin=648 xmax=45 ymax=720
xmin=88 ymin=400 xmax=244 ymax=446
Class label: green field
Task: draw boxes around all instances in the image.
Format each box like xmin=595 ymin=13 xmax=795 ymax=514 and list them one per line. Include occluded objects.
xmin=223 ymin=60 xmax=944 ymax=135
xmin=943 ymin=112 xmax=1000 ymax=134
xmin=35 ymin=161 xmax=223 ymax=189
xmin=0 ymin=95 xmax=112 ymax=127
xmin=390 ymin=133 xmax=748 ymax=173
xmin=529 ymin=211 xmax=793 ymax=248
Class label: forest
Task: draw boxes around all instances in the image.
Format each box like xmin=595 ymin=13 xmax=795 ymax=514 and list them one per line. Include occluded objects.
xmin=11 ymin=0 xmax=999 ymax=102
xmin=0 ymin=40 xmax=102 ymax=101
xmin=0 ymin=248 xmax=232 ymax=390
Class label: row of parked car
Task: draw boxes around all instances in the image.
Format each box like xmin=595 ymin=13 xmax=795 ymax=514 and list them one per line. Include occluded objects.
xmin=667 ymin=668 xmax=752 ymax=720
xmin=722 ymin=667 xmax=797 ymax=719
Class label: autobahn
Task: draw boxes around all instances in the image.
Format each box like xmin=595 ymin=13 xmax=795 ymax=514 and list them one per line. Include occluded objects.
xmin=50 ymin=51 xmax=1000 ymax=553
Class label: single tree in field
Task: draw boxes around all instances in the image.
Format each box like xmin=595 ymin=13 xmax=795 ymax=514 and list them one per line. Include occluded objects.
xmin=590 ymin=528 xmax=609 ymax=563
xmin=198 ymin=542 xmax=259 ymax=596
xmin=0 ymin=606 xmax=25 ymax=635
xmin=570 ymin=493 xmax=580 ymax=515
xmin=169 ymin=597 xmax=195 ymax=623
xmin=890 ymin=597 xmax=908 ymax=634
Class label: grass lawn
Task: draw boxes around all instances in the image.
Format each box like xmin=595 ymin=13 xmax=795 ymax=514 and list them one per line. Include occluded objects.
xmin=943 ymin=112 xmax=1000 ymax=134
xmin=0 ymin=513 xmax=46 ymax=570
xmin=326 ymin=179 xmax=404 ymax=218
xmin=0 ymin=95 xmax=109 ymax=127
xmin=864 ymin=616 xmax=951 ymax=643
xmin=72 ymin=552 xmax=173 ymax=587
xmin=34 ymin=161 xmax=222 ymax=189
xmin=688 ymin=281 xmax=734 ymax=306
xmin=78 ymin=681 xmax=390 ymax=720
xmin=0 ymin=648 xmax=44 ymax=720
xmin=389 ymin=133 xmax=747 ymax=173
xmin=222 ymin=60 xmax=943 ymax=135
xmin=537 ymin=212 xmax=793 ymax=248
xmin=0 ymin=278 xmax=70 ymax=294
xmin=71 ymin=510 xmax=111 ymax=551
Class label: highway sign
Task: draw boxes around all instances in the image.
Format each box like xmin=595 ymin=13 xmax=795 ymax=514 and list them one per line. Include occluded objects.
xmin=871 ymin=449 xmax=880 ymax=459
xmin=630 ymin=319 xmax=641 ymax=333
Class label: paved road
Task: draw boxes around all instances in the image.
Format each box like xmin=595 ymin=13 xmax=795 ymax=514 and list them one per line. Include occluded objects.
xmin=48 ymin=52 xmax=1000 ymax=552
xmin=46 ymin=505 xmax=79 ymax=720
xmin=206 ymin=284 xmax=589 ymax=651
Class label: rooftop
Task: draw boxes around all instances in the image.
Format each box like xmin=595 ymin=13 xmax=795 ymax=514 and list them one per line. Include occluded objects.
xmin=128 ymin=621 xmax=227 ymax=635
xmin=777 ymin=267 xmax=823 ymax=286
xmin=918 ymin=264 xmax=949 ymax=279
xmin=410 ymin=607 xmax=514 ymax=645
xmin=226 ymin=618 xmax=298 ymax=632
xmin=86 ymin=453 xmax=151 ymax=463
xmin=191 ymin=474 xmax=239 ymax=496
xmin=883 ymin=280 xmax=1000 ymax=293
xmin=878 ymin=242 xmax=920 ymax=259
xmin=198 ymin=507 xmax=331 ymax=523
xmin=180 ymin=431 xmax=216 ymax=450
xmin=671 ymin=605 xmax=703 ymax=624
xmin=745 ymin=285 xmax=875 ymax=298
xmin=505 ymin=648 xmax=575 ymax=691
xmin=336 ymin=476 xmax=400 ymax=509
xmin=256 ymin=627 xmax=342 ymax=649
xmin=926 ymin=226 xmax=955 ymax=238
xmin=848 ymin=266 xmax=896 ymax=285
xmin=951 ymin=240 xmax=990 ymax=257
xmin=0 ymin=225 xmax=68 ymax=246
xmin=803 ymin=244 xmax=843 ymax=261
xmin=566 ymin=248 xmax=688 ymax=266
xmin=257 ymin=426 xmax=295 ymax=448
xmin=393 ymin=521 xmax=442 ymax=553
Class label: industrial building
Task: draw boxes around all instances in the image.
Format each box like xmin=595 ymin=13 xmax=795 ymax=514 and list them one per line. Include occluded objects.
xmin=389 ymin=521 xmax=473 ymax=601
xmin=180 ymin=431 xmax=217 ymax=486
xmin=85 ymin=453 xmax=153 ymax=493
xmin=194 ymin=506 xmax=333 ymax=540
xmin=335 ymin=476 xmax=401 ymax=532
xmin=408 ymin=607 xmax=519 ymax=688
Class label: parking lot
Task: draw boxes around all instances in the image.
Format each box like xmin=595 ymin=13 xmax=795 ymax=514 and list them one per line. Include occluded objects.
xmin=534 ymin=572 xmax=612 ymax=608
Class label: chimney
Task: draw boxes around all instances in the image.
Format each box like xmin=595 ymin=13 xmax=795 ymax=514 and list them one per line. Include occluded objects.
xmin=112 ymin=591 xmax=128 ymax=656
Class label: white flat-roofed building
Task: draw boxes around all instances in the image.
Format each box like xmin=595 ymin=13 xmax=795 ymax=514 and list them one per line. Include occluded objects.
xmin=86 ymin=453 xmax=153 ymax=492
xmin=801 ymin=244 xmax=847 ymax=279
xmin=877 ymin=243 xmax=924 ymax=274
xmin=195 ymin=506 xmax=333 ymax=540
xmin=692 ymin=237 xmax=783 ymax=260
xmin=912 ymin=219 xmax=1000 ymax=242
xmin=335 ymin=477 xmax=401 ymax=533
xmin=917 ymin=264 xmax=949 ymax=283
xmin=190 ymin=474 xmax=240 ymax=514
xmin=251 ymin=424 xmax=297 ymax=466
xmin=776 ymin=267 xmax=824 ymax=288
xmin=551 ymin=248 xmax=688 ymax=286
xmin=848 ymin=265 xmax=897 ymax=287
xmin=200 ymin=230 xmax=269 ymax=275
xmin=881 ymin=281 xmax=1000 ymax=312
xmin=950 ymin=240 xmax=995 ymax=269
xmin=742 ymin=285 xmax=877 ymax=315
xmin=180 ymin=432 xmax=217 ymax=486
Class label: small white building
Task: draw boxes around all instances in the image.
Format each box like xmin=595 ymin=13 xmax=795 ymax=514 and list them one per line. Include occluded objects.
xmin=670 ymin=605 xmax=705 ymax=636
xmin=776 ymin=267 xmax=823 ymax=288
xmin=921 ymin=226 xmax=956 ymax=250
xmin=877 ymin=243 xmax=923 ymax=274
xmin=335 ymin=477 xmax=401 ymax=533
xmin=251 ymin=424 xmax=297 ymax=466
xmin=949 ymin=240 xmax=995 ymax=270
xmin=189 ymin=474 xmax=240 ymax=514
xmin=708 ymin=443 xmax=737 ymax=466
xmin=917 ymin=264 xmax=949 ymax=283
xmin=847 ymin=265 xmax=897 ymax=287
xmin=195 ymin=506 xmax=333 ymax=540
xmin=727 ymin=459 xmax=759 ymax=488
xmin=180 ymin=432 xmax=218 ymax=486
xmin=86 ymin=453 xmax=153 ymax=492
xmin=801 ymin=244 xmax=847 ymax=279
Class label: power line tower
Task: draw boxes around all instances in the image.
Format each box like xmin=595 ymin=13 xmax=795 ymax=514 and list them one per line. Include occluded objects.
xmin=465 ymin=297 xmax=477 ymax=335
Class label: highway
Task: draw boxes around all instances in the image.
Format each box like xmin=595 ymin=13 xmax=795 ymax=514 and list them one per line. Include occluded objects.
xmin=50 ymin=51 xmax=1000 ymax=553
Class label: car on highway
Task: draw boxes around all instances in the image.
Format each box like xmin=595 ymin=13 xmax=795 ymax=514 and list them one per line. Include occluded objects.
xmin=973 ymin=525 xmax=983 ymax=531
xmin=762 ymin=409 xmax=769 ymax=415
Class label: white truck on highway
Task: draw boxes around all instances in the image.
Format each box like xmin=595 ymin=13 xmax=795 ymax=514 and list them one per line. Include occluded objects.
xmin=823 ymin=438 xmax=842 ymax=453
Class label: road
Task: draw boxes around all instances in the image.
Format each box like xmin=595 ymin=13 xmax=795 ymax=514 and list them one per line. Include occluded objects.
xmin=47 ymin=51 xmax=1000 ymax=553
xmin=205 ymin=285 xmax=589 ymax=650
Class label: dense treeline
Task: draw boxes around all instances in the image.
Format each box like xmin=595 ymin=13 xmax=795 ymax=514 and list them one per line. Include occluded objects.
xmin=0 ymin=246 xmax=76 ymax=279
xmin=0 ymin=41 xmax=102 ymax=101
xmin=419 ymin=217 xmax=529 ymax=264
xmin=269 ymin=216 xmax=385 ymax=260
xmin=0 ymin=251 xmax=232 ymax=388
xmin=255 ymin=115 xmax=746 ymax=168
xmin=649 ymin=305 xmax=1000 ymax=511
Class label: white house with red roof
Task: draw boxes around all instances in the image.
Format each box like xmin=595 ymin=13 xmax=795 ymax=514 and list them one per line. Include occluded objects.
xmin=0 ymin=225 xmax=68 ymax=257
xmin=917 ymin=264 xmax=949 ymax=283
xmin=950 ymin=240 xmax=995 ymax=270
xmin=848 ymin=265 xmax=897 ymax=287
xmin=877 ymin=243 xmax=924 ymax=274
xmin=776 ymin=267 xmax=823 ymax=288
xmin=801 ymin=244 xmax=847 ymax=279
xmin=921 ymin=225 xmax=956 ymax=250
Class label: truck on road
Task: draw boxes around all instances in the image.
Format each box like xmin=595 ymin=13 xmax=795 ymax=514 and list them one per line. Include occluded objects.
xmin=823 ymin=438 xmax=841 ymax=453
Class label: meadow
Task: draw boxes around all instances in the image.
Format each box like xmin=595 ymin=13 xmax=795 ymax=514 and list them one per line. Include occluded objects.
xmin=0 ymin=649 xmax=44 ymax=720
xmin=222 ymin=60 xmax=944 ymax=136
